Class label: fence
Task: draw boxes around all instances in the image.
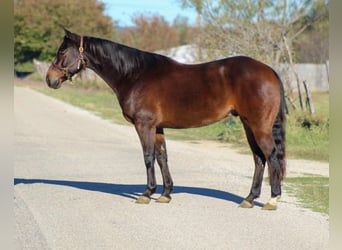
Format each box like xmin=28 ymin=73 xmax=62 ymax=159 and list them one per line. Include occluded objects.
xmin=278 ymin=63 xmax=329 ymax=92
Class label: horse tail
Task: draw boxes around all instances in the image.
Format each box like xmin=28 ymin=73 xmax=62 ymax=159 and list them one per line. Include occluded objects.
xmin=272 ymin=71 xmax=286 ymax=180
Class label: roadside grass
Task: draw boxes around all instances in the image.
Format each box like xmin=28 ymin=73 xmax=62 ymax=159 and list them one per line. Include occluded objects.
xmin=282 ymin=175 xmax=329 ymax=215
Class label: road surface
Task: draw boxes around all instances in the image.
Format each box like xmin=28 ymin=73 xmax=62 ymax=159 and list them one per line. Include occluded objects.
xmin=14 ymin=86 xmax=329 ymax=249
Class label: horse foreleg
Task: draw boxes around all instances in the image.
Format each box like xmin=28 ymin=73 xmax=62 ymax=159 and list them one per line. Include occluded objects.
xmin=134 ymin=122 xmax=157 ymax=204
xmin=155 ymin=128 xmax=173 ymax=203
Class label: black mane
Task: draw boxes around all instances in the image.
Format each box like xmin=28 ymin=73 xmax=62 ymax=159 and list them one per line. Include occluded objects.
xmin=84 ymin=36 xmax=170 ymax=80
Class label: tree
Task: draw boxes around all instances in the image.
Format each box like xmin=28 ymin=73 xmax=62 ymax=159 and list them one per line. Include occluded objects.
xmin=118 ymin=14 xmax=180 ymax=52
xmin=293 ymin=0 xmax=329 ymax=63
xmin=179 ymin=0 xmax=328 ymax=66
xmin=173 ymin=15 xmax=193 ymax=45
xmin=178 ymin=0 xmax=204 ymax=60
xmin=14 ymin=0 xmax=116 ymax=65
xmin=178 ymin=0 xmax=203 ymax=28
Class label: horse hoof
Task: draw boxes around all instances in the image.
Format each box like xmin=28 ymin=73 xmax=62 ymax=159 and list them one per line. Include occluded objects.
xmin=262 ymin=202 xmax=277 ymax=210
xmin=156 ymin=195 xmax=171 ymax=203
xmin=135 ymin=196 xmax=151 ymax=204
xmin=239 ymin=200 xmax=254 ymax=208
xmin=262 ymin=196 xmax=280 ymax=210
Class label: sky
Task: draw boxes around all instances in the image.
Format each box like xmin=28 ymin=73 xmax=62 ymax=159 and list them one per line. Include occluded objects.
xmin=100 ymin=0 xmax=198 ymax=27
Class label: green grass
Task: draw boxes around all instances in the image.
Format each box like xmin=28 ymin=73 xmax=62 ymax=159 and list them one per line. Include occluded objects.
xmin=283 ymin=176 xmax=329 ymax=215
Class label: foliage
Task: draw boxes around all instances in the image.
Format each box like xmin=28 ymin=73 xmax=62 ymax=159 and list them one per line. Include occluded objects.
xmin=14 ymin=0 xmax=328 ymax=69
xmin=293 ymin=0 xmax=329 ymax=63
xmin=117 ymin=14 xmax=195 ymax=52
xmin=180 ymin=0 xmax=329 ymax=65
xmin=14 ymin=0 xmax=116 ymax=65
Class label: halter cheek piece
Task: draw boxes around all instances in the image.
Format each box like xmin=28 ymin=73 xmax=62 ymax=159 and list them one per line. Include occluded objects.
xmin=53 ymin=36 xmax=85 ymax=81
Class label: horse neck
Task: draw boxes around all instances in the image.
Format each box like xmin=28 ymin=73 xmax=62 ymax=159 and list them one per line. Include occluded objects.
xmin=82 ymin=37 xmax=161 ymax=96
xmin=81 ymin=37 xmax=122 ymax=94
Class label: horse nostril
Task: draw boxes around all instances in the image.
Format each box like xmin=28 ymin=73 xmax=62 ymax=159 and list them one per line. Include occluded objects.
xmin=46 ymin=76 xmax=51 ymax=87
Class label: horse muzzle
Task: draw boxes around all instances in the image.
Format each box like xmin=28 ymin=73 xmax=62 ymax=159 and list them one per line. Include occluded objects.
xmin=46 ymin=75 xmax=63 ymax=89
xmin=46 ymin=64 xmax=67 ymax=89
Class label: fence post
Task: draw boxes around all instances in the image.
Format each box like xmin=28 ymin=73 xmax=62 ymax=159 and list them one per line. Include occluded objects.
xmin=303 ymin=80 xmax=315 ymax=114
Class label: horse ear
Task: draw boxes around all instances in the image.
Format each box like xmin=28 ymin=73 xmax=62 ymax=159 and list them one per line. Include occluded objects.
xmin=63 ymin=28 xmax=73 ymax=38
xmin=62 ymin=28 xmax=79 ymax=42
xmin=58 ymin=25 xmax=69 ymax=36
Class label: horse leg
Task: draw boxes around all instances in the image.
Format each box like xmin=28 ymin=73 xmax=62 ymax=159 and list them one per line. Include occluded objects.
xmin=155 ymin=128 xmax=174 ymax=203
xmin=134 ymin=122 xmax=157 ymax=204
xmin=262 ymin=148 xmax=282 ymax=210
xmin=253 ymin=131 xmax=282 ymax=210
xmin=239 ymin=121 xmax=266 ymax=208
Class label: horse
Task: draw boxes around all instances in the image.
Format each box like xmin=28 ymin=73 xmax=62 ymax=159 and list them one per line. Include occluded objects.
xmin=46 ymin=28 xmax=286 ymax=210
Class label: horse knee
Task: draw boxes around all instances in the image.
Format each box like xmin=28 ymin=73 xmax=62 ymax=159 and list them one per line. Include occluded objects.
xmin=144 ymin=153 xmax=155 ymax=167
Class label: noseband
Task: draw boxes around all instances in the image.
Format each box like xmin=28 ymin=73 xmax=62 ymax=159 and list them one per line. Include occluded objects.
xmin=52 ymin=36 xmax=85 ymax=81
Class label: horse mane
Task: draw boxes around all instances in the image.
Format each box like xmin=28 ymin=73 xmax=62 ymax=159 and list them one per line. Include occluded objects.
xmin=84 ymin=36 xmax=170 ymax=80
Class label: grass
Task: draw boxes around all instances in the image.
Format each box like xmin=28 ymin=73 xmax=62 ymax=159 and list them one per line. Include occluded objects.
xmin=283 ymin=176 xmax=329 ymax=215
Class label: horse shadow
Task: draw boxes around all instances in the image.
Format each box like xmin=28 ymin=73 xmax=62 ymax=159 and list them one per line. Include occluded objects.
xmin=14 ymin=178 xmax=264 ymax=207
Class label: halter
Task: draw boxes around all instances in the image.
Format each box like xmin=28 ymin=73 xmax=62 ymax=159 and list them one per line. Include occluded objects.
xmin=52 ymin=36 xmax=85 ymax=81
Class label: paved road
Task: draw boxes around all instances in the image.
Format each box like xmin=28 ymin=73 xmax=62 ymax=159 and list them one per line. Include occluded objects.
xmin=14 ymin=86 xmax=329 ymax=250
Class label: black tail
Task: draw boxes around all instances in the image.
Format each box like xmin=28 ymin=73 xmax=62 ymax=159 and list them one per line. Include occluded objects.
xmin=272 ymin=71 xmax=286 ymax=180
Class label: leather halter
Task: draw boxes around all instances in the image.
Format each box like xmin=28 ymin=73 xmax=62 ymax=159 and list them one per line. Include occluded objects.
xmin=52 ymin=36 xmax=85 ymax=81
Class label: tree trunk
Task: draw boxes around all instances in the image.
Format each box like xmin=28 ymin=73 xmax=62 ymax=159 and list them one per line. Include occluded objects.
xmin=282 ymin=34 xmax=305 ymax=111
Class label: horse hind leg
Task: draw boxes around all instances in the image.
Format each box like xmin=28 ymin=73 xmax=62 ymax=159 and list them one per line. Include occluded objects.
xmin=255 ymin=132 xmax=282 ymax=210
xmin=155 ymin=128 xmax=174 ymax=203
xmin=259 ymin=114 xmax=286 ymax=210
xmin=239 ymin=121 xmax=266 ymax=208
xmin=261 ymin=146 xmax=282 ymax=210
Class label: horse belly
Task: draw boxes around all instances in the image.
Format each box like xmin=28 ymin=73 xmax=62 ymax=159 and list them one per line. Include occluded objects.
xmin=160 ymin=97 xmax=233 ymax=129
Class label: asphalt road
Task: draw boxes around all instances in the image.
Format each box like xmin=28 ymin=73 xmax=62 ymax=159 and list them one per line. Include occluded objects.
xmin=14 ymin=86 xmax=329 ymax=250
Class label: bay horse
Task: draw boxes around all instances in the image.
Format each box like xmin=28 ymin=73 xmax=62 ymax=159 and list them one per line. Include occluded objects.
xmin=46 ymin=29 xmax=286 ymax=210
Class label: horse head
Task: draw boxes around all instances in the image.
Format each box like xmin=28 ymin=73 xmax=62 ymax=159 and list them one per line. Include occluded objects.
xmin=46 ymin=28 xmax=86 ymax=89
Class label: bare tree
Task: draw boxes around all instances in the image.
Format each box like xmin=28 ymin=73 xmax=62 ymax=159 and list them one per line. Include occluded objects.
xmin=197 ymin=0 xmax=327 ymax=63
